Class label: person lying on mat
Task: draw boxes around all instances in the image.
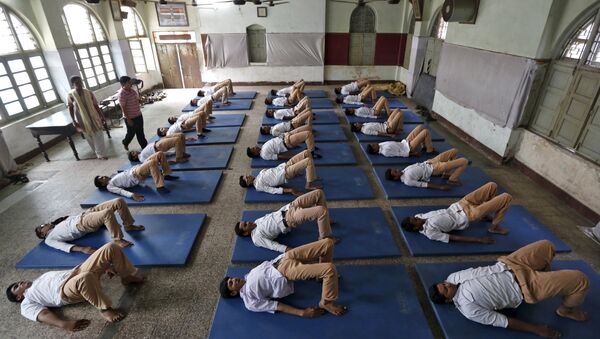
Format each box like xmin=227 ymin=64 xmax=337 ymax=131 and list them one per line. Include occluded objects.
xmin=158 ymin=101 xmax=212 ymax=139
xmin=220 ymin=238 xmax=348 ymax=317
xmin=344 ymin=96 xmax=391 ymax=118
xmin=265 ymin=87 xmax=304 ymax=107
xmin=247 ymin=126 xmax=320 ymax=161
xmin=334 ymin=78 xmax=370 ymax=96
xmin=335 ymin=85 xmax=377 ymax=105
xmin=265 ymin=96 xmax=311 ymax=120
xmin=260 ymin=108 xmax=313 ymax=137
xmin=6 ymin=243 xmax=145 ymax=331
xmin=35 ymin=198 xmax=144 ymax=253
xmin=94 ymin=151 xmax=178 ymax=201
xmin=271 ymin=79 xmax=305 ymax=97
xmin=235 ymin=189 xmax=336 ymax=252
xmin=350 ymin=108 xmax=404 ymax=137
xmin=189 ymin=86 xmax=230 ymax=106
xmin=366 ymin=125 xmax=436 ymax=157
xmin=128 ymin=132 xmax=191 ymax=164
xmin=240 ymin=150 xmax=321 ymax=195
xmin=197 ymin=78 xmax=235 ymax=98
xmin=401 ymin=182 xmax=513 ymax=244
xmin=384 ymin=148 xmax=469 ymax=189
xmin=429 ymin=240 xmax=589 ymax=338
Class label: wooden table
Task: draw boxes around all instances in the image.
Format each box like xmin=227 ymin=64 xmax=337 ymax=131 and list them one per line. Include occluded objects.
xmin=25 ymin=110 xmax=111 ymax=162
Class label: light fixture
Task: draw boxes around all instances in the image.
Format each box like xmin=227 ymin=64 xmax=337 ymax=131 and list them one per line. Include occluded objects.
xmin=191 ymin=0 xmax=198 ymax=6
xmin=160 ymin=0 xmax=168 ymax=4
xmin=85 ymin=0 xmax=100 ymax=4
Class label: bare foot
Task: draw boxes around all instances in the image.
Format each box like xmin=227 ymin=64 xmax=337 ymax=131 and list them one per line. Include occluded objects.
xmin=556 ymin=306 xmax=589 ymax=321
xmin=125 ymin=224 xmax=145 ymax=231
xmin=488 ymin=225 xmax=510 ymax=235
xmin=100 ymin=308 xmax=125 ymax=323
xmin=319 ymin=301 xmax=348 ymax=316
xmin=114 ymin=239 xmax=133 ymax=248
xmin=121 ymin=275 xmax=146 ymax=285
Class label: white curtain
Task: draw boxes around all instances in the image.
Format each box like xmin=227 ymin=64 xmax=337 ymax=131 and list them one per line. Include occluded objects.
xmin=266 ymin=33 xmax=324 ymax=66
xmin=204 ymin=34 xmax=249 ymax=69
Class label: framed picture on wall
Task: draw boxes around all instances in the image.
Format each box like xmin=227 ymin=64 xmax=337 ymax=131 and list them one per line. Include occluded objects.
xmin=257 ymin=7 xmax=267 ymax=17
xmin=410 ymin=0 xmax=423 ymax=21
xmin=109 ymin=0 xmax=122 ymax=21
xmin=156 ymin=2 xmax=189 ymax=27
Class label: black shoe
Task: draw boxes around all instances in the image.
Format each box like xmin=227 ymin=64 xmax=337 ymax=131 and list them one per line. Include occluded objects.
xmin=271 ymin=89 xmax=277 ymax=96
xmin=197 ymin=134 xmax=206 ymax=138
xmin=122 ymin=140 xmax=129 ymax=151
xmin=157 ymin=187 xmax=170 ymax=193
xmin=311 ymin=152 xmax=323 ymax=159
xmin=202 ymin=128 xmax=211 ymax=133
xmin=164 ymin=175 xmax=179 ymax=181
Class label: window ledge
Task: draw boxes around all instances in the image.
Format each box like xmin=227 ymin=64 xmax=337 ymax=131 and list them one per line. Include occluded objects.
xmin=1 ymin=103 xmax=65 ymax=129
xmin=249 ymin=62 xmax=268 ymax=66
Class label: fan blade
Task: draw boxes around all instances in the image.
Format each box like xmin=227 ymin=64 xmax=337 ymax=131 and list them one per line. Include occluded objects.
xmin=330 ymin=0 xmax=359 ymax=4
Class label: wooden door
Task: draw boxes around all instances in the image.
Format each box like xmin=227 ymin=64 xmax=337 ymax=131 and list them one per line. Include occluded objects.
xmin=578 ymin=98 xmax=600 ymax=162
xmin=178 ymin=43 xmax=202 ymax=88
xmin=156 ymin=44 xmax=183 ymax=88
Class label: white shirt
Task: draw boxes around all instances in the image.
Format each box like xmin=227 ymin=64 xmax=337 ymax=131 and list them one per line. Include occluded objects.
xmin=107 ymin=168 xmax=140 ymax=198
xmin=270 ymin=122 xmax=291 ymax=137
xmin=343 ymin=94 xmax=362 ymax=105
xmin=21 ymin=271 xmax=71 ymax=321
xmin=240 ymin=254 xmax=294 ymax=313
xmin=341 ymin=81 xmax=359 ymax=95
xmin=251 ymin=206 xmax=290 ymax=252
xmin=177 ymin=112 xmax=194 ymax=122
xmin=379 ymin=140 xmax=410 ymax=157
xmin=272 ymin=97 xmax=288 ymax=107
xmin=167 ymin=121 xmax=182 ymax=136
xmin=415 ymin=203 xmax=469 ymax=242
xmin=448 ymin=262 xmax=523 ymax=328
xmin=361 ymin=122 xmax=387 ymax=135
xmin=260 ymin=137 xmax=288 ymax=160
xmin=355 ymin=106 xmax=377 ymax=118
xmin=195 ymin=96 xmax=211 ymax=106
xmin=273 ymin=109 xmax=295 ymax=120
xmin=276 ymin=85 xmax=293 ymax=97
xmin=401 ymin=162 xmax=434 ymax=188
xmin=138 ymin=143 xmax=156 ymax=162
xmin=254 ymin=164 xmax=286 ymax=195
xmin=44 ymin=214 xmax=84 ymax=253
xmin=201 ymin=85 xmax=216 ymax=96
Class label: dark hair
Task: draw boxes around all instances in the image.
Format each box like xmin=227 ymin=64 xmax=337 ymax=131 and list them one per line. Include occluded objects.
xmin=259 ymin=126 xmax=270 ymax=135
xmin=401 ymin=217 xmax=419 ymax=232
xmin=167 ymin=117 xmax=177 ymax=124
xmin=246 ymin=147 xmax=258 ymax=158
xmin=429 ymin=283 xmax=446 ymax=304
xmin=234 ymin=222 xmax=248 ymax=237
xmin=189 ymin=99 xmax=197 ymax=107
xmin=219 ymin=277 xmax=236 ymax=298
xmin=119 ymin=76 xmax=131 ymax=85
xmin=239 ymin=176 xmax=248 ymax=188
xmin=157 ymin=128 xmax=166 ymax=137
xmin=69 ymin=75 xmax=82 ymax=85
xmin=385 ymin=168 xmax=393 ymax=180
xmin=265 ymin=110 xmax=274 ymax=118
xmin=197 ymin=90 xmax=205 ymax=97
xmin=6 ymin=283 xmax=19 ymax=303
xmin=335 ymin=97 xmax=343 ymax=104
xmin=350 ymin=124 xmax=361 ymax=132
xmin=270 ymin=89 xmax=277 ymax=96
xmin=128 ymin=151 xmax=138 ymax=162
xmin=94 ymin=176 xmax=107 ymax=190
xmin=344 ymin=108 xmax=354 ymax=116
xmin=264 ymin=97 xmax=272 ymax=105
xmin=334 ymin=87 xmax=341 ymax=94
xmin=35 ymin=226 xmax=44 ymax=239
xmin=367 ymin=144 xmax=377 ymax=154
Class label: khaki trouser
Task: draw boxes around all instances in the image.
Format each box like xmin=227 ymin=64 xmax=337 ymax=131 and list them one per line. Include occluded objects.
xmin=290 ymin=109 xmax=313 ymax=129
xmin=359 ymin=85 xmax=376 ymax=102
xmin=277 ymin=238 xmax=338 ymax=304
xmin=385 ymin=109 xmax=404 ymax=134
xmin=372 ymin=96 xmax=390 ymax=116
xmin=133 ymin=151 xmax=171 ymax=189
xmin=499 ymin=240 xmax=589 ymax=306
xmin=284 ymin=150 xmax=316 ymax=182
xmin=405 ymin=125 xmax=434 ymax=153
xmin=428 ymin=148 xmax=468 ymax=182
xmin=292 ymin=79 xmax=305 ymax=92
xmin=155 ymin=133 xmax=186 ymax=161
xmin=214 ymin=79 xmax=233 ymax=94
xmin=457 ymin=182 xmax=512 ymax=226
xmin=77 ymin=198 xmax=134 ymax=240
xmin=286 ymin=189 xmax=331 ymax=239
xmin=284 ymin=127 xmax=315 ymax=151
xmin=211 ymin=87 xmax=229 ymax=103
xmin=356 ymin=79 xmax=370 ymax=89
xmin=294 ymin=96 xmax=311 ymax=113
xmin=182 ymin=110 xmax=208 ymax=134
xmin=61 ymin=243 xmax=137 ymax=310
xmin=288 ymin=87 xmax=304 ymax=104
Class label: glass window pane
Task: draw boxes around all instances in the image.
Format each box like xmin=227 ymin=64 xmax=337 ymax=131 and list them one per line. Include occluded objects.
xmin=81 ymin=58 xmax=91 ymax=68
xmin=102 ymin=53 xmax=113 ymax=63
xmin=94 ymin=65 xmax=104 ymax=75
xmin=100 ymin=45 xmax=109 ymax=54
xmin=105 ymin=63 xmax=114 ymax=72
xmin=13 ymin=71 xmax=30 ymax=85
xmin=84 ymin=68 xmax=94 ymax=77
xmin=92 ymin=56 xmax=101 ymax=66
xmin=134 ymin=63 xmax=147 ymax=73
xmin=132 ymin=49 xmax=144 ymax=58
xmin=39 ymin=79 xmax=52 ymax=91
xmin=19 ymin=84 xmax=35 ymax=97
xmin=43 ymin=90 xmax=56 ymax=102
xmin=8 ymin=59 xmax=25 ymax=72
xmin=0 ymin=12 xmax=19 ymax=55
xmin=5 ymin=101 xmax=23 ymax=115
xmin=142 ymin=38 xmax=156 ymax=71
xmin=97 ymin=74 xmax=106 ymax=84
xmin=130 ymin=40 xmax=142 ymax=49
xmin=78 ymin=48 xmax=89 ymax=58
xmin=90 ymin=15 xmax=106 ymax=42
xmin=0 ymin=88 xmax=18 ymax=102
xmin=87 ymin=77 xmax=97 ymax=87
xmin=0 ymin=63 xmax=6 ymax=75
xmin=10 ymin=14 xmax=38 ymax=51
xmin=89 ymin=47 xmax=99 ymax=56
xmin=64 ymin=4 xmax=94 ymax=44
xmin=24 ymin=95 xmax=39 ymax=109
xmin=29 ymin=56 xmax=43 ymax=68
xmin=0 ymin=75 xmax=11 ymax=90
xmin=107 ymin=71 xmax=116 ymax=80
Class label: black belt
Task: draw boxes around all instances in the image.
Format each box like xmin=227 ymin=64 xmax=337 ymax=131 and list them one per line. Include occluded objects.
xmin=281 ymin=210 xmax=289 ymax=228
xmin=281 ymin=135 xmax=291 ymax=149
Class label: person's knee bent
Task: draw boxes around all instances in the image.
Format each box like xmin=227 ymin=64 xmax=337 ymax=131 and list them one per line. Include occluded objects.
xmin=322 ymin=262 xmax=337 ymax=279
xmin=457 ymin=158 xmax=468 ymax=166
xmin=498 ymin=192 xmax=512 ymax=204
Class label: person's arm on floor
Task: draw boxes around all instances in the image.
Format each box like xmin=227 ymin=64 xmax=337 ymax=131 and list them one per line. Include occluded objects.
xmin=277 ymin=154 xmax=294 ymax=161
xmin=70 ymin=245 xmax=97 ymax=254
xmin=37 ymin=309 xmax=91 ymax=332
xmin=283 ymin=187 xmax=302 ymax=196
xmin=507 ymin=317 xmax=561 ymax=338
xmin=448 ymin=234 xmax=494 ymax=244
xmin=277 ymin=303 xmax=324 ymax=318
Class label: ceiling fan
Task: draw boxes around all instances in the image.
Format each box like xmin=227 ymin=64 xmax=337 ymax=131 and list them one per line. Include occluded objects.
xmin=214 ymin=0 xmax=290 ymax=6
xmin=142 ymin=0 xmax=214 ymax=8
xmin=330 ymin=0 xmax=400 ymax=6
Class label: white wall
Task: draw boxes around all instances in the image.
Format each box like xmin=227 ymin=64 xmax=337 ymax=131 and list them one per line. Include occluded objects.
xmin=326 ymin=2 xmax=403 ymax=33
xmin=204 ymin=66 xmax=323 ymax=83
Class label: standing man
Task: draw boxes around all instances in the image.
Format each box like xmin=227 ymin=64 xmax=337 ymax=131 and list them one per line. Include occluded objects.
xmin=67 ymin=75 xmax=108 ymax=160
xmin=118 ymin=76 xmax=147 ymax=151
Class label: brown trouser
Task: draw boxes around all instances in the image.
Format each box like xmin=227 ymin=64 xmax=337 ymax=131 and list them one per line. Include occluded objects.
xmin=284 ymin=150 xmax=316 ymax=182
xmin=284 ymin=127 xmax=315 ymax=151
xmin=286 ymin=189 xmax=331 ymax=239
xmin=457 ymin=182 xmax=512 ymax=226
xmin=288 ymin=87 xmax=304 ymax=104
xmin=277 ymin=238 xmax=338 ymax=304
xmin=77 ymin=198 xmax=134 ymax=240
xmin=359 ymin=85 xmax=376 ymax=102
xmin=356 ymin=78 xmax=370 ymax=89
xmin=385 ymin=109 xmax=404 ymax=134
xmin=292 ymin=79 xmax=305 ymax=92
xmin=499 ymin=240 xmax=589 ymax=306
xmin=133 ymin=151 xmax=171 ymax=189
xmin=428 ymin=148 xmax=468 ymax=182
xmin=211 ymin=87 xmax=229 ymax=103
xmin=405 ymin=125 xmax=433 ymax=153
xmin=182 ymin=110 xmax=208 ymax=134
xmin=290 ymin=109 xmax=313 ymax=128
xmin=155 ymin=133 xmax=186 ymax=161
xmin=214 ymin=79 xmax=233 ymax=94
xmin=372 ymin=96 xmax=390 ymax=116
xmin=294 ymin=96 xmax=311 ymax=113
xmin=61 ymin=243 xmax=137 ymax=310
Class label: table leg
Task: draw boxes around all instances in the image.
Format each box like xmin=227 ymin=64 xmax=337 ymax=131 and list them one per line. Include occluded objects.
xmin=104 ymin=124 xmax=112 ymax=139
xmin=66 ymin=135 xmax=80 ymax=161
xmin=35 ymin=136 xmax=50 ymax=162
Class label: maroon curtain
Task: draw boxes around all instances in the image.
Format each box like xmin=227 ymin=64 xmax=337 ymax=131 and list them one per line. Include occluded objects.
xmin=325 ymin=33 xmax=350 ymax=65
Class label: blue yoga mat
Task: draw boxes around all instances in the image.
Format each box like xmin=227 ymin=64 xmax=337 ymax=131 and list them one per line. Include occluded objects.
xmin=250 ymin=143 xmax=357 ymax=168
xmin=206 ymin=113 xmax=245 ymax=127
xmin=182 ymin=100 xmax=253 ymax=112
xmin=340 ymin=97 xmax=407 ymax=109
xmin=269 ymin=89 xmax=328 ymax=98
xmin=360 ymin=141 xmax=456 ymax=166
xmin=232 ymin=207 xmax=400 ymax=262
xmin=373 ymin=166 xmax=499 ymax=199
xmin=80 ymin=170 xmax=222 ymax=207
xmin=353 ymin=125 xmax=444 ymax=142
xmin=196 ymin=91 xmax=256 ymax=100
xmin=392 ymin=205 xmax=571 ymax=256
xmin=416 ymin=260 xmax=597 ymax=339
xmin=344 ymin=110 xmax=424 ymax=124
xmin=148 ymin=126 xmax=240 ymax=146
xmin=16 ymin=214 xmax=206 ymax=268
xmin=376 ymin=90 xmax=396 ymax=98
xmin=118 ymin=146 xmax=233 ymax=171
xmin=262 ymin=110 xmax=339 ymax=125
xmin=257 ymin=125 xmax=347 ymax=143
xmin=266 ymin=98 xmax=334 ymax=109
xmin=244 ymin=167 xmax=374 ymax=202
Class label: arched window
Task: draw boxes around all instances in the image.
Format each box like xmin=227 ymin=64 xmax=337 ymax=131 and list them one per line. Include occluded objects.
xmin=0 ymin=4 xmax=59 ymax=124
xmin=63 ymin=4 xmax=116 ymax=89
xmin=403 ymin=12 xmax=415 ymax=69
xmin=122 ymin=7 xmax=155 ymax=73
xmin=247 ymin=24 xmax=266 ymax=63
xmin=431 ymin=11 xmax=448 ymax=40
xmin=561 ymin=16 xmax=597 ymax=65
xmin=349 ymin=5 xmax=376 ymax=65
